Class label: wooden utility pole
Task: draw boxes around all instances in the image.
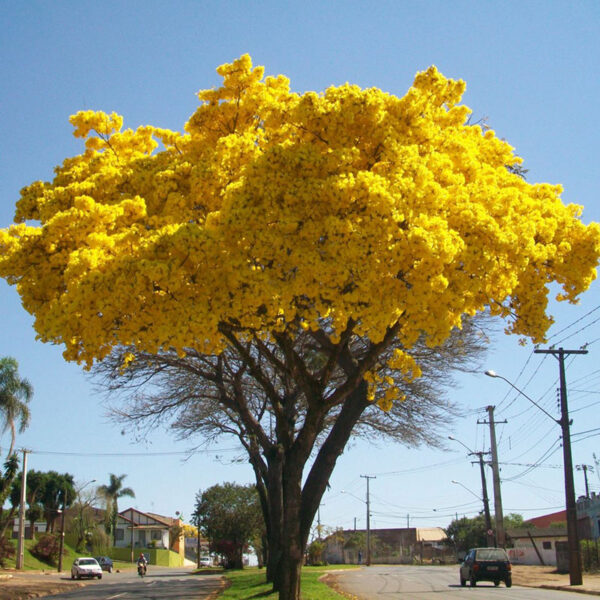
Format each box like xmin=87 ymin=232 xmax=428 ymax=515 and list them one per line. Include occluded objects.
xmin=16 ymin=449 xmax=28 ymax=569
xmin=576 ymin=464 xmax=593 ymax=498
xmin=535 ymin=347 xmax=586 ymax=586
xmin=479 ymin=407 xmax=507 ymax=547
xmin=473 ymin=451 xmax=494 ymax=546
xmin=361 ymin=475 xmax=376 ymax=566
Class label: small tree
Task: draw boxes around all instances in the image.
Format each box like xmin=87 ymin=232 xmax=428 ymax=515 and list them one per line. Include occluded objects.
xmin=195 ymin=483 xmax=263 ymax=569
xmin=307 ymin=540 xmax=326 ymax=566
xmin=67 ymin=488 xmax=101 ymax=552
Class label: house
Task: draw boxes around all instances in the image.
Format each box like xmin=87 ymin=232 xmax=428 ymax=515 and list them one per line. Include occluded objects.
xmin=322 ymin=527 xmax=451 ymax=564
xmin=577 ymin=492 xmax=600 ymax=540
xmin=524 ymin=510 xmax=567 ymax=529
xmin=506 ymin=527 xmax=567 ymax=566
xmin=114 ymin=508 xmax=182 ymax=556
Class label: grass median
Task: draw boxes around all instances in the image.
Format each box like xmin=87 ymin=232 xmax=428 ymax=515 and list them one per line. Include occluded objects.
xmin=220 ymin=566 xmax=355 ymax=600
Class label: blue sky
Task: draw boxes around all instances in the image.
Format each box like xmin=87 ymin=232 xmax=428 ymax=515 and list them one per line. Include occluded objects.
xmin=1 ymin=1 xmax=600 ymax=534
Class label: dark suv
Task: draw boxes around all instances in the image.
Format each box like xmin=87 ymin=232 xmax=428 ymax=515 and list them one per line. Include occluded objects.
xmin=459 ymin=547 xmax=512 ymax=587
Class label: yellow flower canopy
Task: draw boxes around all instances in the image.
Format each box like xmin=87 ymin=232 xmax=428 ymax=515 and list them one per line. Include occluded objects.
xmin=1 ymin=55 xmax=599 ymax=367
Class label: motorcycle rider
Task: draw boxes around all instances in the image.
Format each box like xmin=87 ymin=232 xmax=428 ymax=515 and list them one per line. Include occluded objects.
xmin=137 ymin=552 xmax=148 ymax=575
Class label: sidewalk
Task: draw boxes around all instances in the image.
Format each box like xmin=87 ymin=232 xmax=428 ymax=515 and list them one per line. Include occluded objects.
xmin=0 ymin=570 xmax=88 ymax=600
xmin=512 ymin=565 xmax=600 ymax=595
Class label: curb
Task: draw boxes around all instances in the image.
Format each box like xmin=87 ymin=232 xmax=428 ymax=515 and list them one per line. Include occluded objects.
xmin=515 ymin=581 xmax=600 ymax=596
xmin=538 ymin=584 xmax=600 ymax=596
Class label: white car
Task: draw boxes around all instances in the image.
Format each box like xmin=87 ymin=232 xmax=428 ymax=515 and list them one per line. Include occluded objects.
xmin=199 ymin=555 xmax=212 ymax=567
xmin=71 ymin=557 xmax=103 ymax=579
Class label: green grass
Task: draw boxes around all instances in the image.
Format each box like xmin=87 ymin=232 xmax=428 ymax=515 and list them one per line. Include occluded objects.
xmin=220 ymin=566 xmax=355 ymax=600
xmin=1 ymin=539 xmax=133 ymax=572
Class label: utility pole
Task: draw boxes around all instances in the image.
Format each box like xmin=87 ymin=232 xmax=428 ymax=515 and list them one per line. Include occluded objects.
xmin=473 ymin=451 xmax=494 ymax=546
xmin=576 ymin=464 xmax=593 ymax=498
xmin=16 ymin=449 xmax=29 ymax=570
xmin=479 ymin=407 xmax=507 ymax=547
xmin=535 ymin=347 xmax=586 ymax=586
xmin=361 ymin=475 xmax=376 ymax=566
xmin=58 ymin=486 xmax=66 ymax=572
xmin=317 ymin=504 xmax=323 ymax=540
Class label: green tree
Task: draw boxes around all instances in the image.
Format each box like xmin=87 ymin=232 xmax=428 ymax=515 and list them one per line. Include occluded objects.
xmin=97 ymin=474 xmax=135 ymax=544
xmin=0 ymin=453 xmax=19 ymax=536
xmin=445 ymin=512 xmax=524 ymax=554
xmin=0 ymin=357 xmax=33 ymax=457
xmin=195 ymin=483 xmax=263 ymax=569
xmin=7 ymin=470 xmax=75 ymax=535
xmin=39 ymin=471 xmax=75 ymax=533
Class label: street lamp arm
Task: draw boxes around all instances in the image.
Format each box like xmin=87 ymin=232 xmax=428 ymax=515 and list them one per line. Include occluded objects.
xmin=484 ymin=370 xmax=558 ymax=423
xmin=451 ymin=480 xmax=482 ymax=502
xmin=448 ymin=436 xmax=474 ymax=455
xmin=341 ymin=490 xmax=366 ymax=504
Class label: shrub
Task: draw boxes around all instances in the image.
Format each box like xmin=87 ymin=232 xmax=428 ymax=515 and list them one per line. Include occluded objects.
xmin=307 ymin=540 xmax=326 ymax=566
xmin=30 ymin=533 xmax=62 ymax=565
xmin=0 ymin=535 xmax=15 ymax=567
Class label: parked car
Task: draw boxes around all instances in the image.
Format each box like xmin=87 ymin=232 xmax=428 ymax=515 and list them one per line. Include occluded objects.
xmin=199 ymin=555 xmax=212 ymax=567
xmin=71 ymin=557 xmax=103 ymax=580
xmin=95 ymin=555 xmax=114 ymax=573
xmin=459 ymin=547 xmax=512 ymax=587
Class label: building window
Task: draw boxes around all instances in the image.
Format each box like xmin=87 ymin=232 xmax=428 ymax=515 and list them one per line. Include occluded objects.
xmin=542 ymin=541 xmax=552 ymax=550
xmin=151 ymin=530 xmax=161 ymax=540
xmin=115 ymin=528 xmax=124 ymax=541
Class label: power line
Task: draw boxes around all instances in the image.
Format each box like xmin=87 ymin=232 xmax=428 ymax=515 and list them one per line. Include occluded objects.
xmin=27 ymin=447 xmax=240 ymax=457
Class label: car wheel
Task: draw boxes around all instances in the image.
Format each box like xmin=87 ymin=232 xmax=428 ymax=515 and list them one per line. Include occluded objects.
xmin=470 ymin=576 xmax=477 ymax=587
xmin=505 ymin=576 xmax=512 ymax=588
xmin=460 ymin=576 xmax=466 ymax=587
xmin=494 ymin=580 xmax=500 ymax=587
xmin=71 ymin=573 xmax=74 ymax=580
xmin=108 ymin=567 xmax=112 ymax=573
xmin=98 ymin=574 xmax=102 ymax=579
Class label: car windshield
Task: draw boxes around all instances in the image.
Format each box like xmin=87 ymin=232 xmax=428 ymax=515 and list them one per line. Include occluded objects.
xmin=79 ymin=559 xmax=98 ymax=566
xmin=475 ymin=549 xmax=508 ymax=561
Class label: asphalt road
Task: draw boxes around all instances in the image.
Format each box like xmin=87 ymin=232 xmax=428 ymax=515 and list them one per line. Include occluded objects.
xmin=331 ymin=565 xmax=600 ymax=600
xmin=40 ymin=567 xmax=223 ymax=599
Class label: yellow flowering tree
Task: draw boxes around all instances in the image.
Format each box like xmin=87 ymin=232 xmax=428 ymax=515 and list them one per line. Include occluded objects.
xmin=2 ymin=55 xmax=600 ymax=599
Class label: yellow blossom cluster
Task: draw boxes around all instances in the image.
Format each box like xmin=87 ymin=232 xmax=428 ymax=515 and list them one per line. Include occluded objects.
xmin=1 ymin=55 xmax=599 ymax=385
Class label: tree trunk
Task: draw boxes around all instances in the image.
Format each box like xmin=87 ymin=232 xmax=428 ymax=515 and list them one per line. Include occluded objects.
xmin=266 ymin=450 xmax=284 ymax=587
xmin=278 ymin=469 xmax=304 ymax=600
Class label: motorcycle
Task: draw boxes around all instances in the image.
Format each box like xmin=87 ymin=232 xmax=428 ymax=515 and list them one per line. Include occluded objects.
xmin=137 ymin=563 xmax=147 ymax=577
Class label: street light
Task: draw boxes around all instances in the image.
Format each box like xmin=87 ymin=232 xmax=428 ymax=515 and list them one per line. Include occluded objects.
xmin=58 ymin=479 xmax=96 ymax=572
xmin=448 ymin=437 xmax=494 ymax=546
xmin=485 ymin=368 xmax=582 ymax=586
xmin=451 ymin=480 xmax=482 ymax=501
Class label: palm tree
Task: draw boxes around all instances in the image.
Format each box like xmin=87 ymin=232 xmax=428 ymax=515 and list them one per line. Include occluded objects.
xmin=97 ymin=473 xmax=135 ymax=544
xmin=0 ymin=357 xmax=33 ymax=457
